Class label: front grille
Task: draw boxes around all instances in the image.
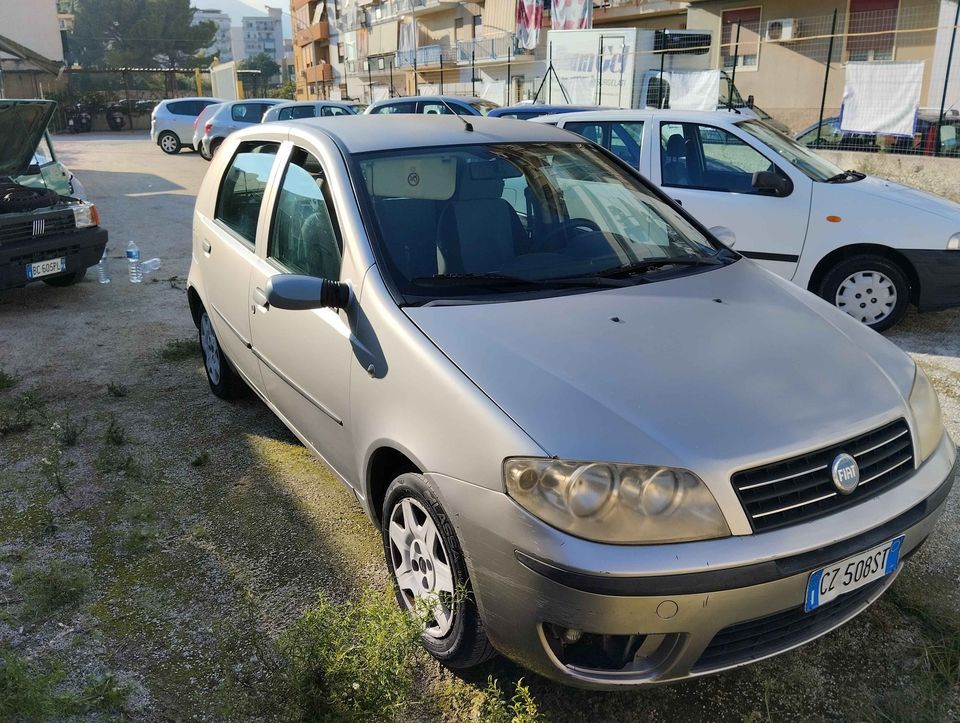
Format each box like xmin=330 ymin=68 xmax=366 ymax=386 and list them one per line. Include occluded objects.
xmin=732 ymin=419 xmax=913 ymax=532
xmin=0 ymin=211 xmax=76 ymax=246
xmin=693 ymin=577 xmax=887 ymax=672
xmin=10 ymin=244 xmax=82 ymax=265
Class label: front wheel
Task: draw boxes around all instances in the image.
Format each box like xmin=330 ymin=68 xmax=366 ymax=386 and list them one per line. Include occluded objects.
xmin=382 ymin=474 xmax=495 ymax=669
xmin=818 ymin=254 xmax=910 ymax=332
xmin=158 ymin=131 xmax=181 ymax=154
xmin=198 ymin=310 xmax=245 ymax=399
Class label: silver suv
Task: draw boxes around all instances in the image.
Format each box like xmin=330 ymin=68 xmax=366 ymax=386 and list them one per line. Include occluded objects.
xmin=199 ymin=99 xmax=282 ymax=160
xmin=150 ymin=97 xmax=221 ymax=154
xmin=186 ymin=116 xmax=955 ymax=689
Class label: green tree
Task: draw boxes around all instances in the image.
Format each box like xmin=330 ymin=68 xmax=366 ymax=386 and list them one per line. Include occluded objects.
xmin=71 ymin=0 xmax=215 ymax=68
xmin=239 ymin=52 xmax=281 ymax=83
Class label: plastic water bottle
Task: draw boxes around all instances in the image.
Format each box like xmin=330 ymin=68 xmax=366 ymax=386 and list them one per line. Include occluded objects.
xmin=140 ymin=258 xmax=161 ymax=275
xmin=127 ymin=240 xmax=142 ymax=283
xmin=96 ymin=247 xmax=110 ymax=284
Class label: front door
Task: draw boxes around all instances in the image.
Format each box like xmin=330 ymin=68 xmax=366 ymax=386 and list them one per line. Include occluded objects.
xmin=652 ymin=120 xmax=811 ymax=278
xmin=247 ymin=145 xmax=354 ymax=479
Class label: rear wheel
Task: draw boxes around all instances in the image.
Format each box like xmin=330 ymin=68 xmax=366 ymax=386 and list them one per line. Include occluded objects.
xmin=198 ymin=309 xmax=244 ymax=399
xmin=158 ymin=131 xmax=181 ymax=154
xmin=382 ymin=473 xmax=495 ymax=669
xmin=209 ymin=138 xmax=223 ymax=159
xmin=42 ymin=268 xmax=86 ymax=287
xmin=818 ymin=254 xmax=910 ymax=332
xmin=199 ymin=143 xmax=212 ymax=161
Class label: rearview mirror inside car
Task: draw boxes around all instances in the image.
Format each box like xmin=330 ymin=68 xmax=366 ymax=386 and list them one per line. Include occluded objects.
xmin=752 ymin=170 xmax=791 ymax=196
xmin=266 ymin=274 xmax=350 ymax=311
xmin=709 ymin=226 xmax=736 ymax=247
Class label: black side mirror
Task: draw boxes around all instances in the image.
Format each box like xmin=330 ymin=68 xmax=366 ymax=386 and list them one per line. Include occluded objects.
xmin=746 ymin=94 xmax=755 ymax=109
xmin=752 ymin=170 xmax=792 ymax=196
xmin=266 ymin=274 xmax=351 ymax=311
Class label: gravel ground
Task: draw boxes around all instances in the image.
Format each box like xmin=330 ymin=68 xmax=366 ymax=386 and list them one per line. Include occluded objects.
xmin=0 ymin=133 xmax=958 ymax=720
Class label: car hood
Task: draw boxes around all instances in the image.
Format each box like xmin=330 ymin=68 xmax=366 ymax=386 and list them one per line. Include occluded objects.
xmin=405 ymin=260 xmax=915 ymax=480
xmin=0 ymin=100 xmax=57 ymax=178
xmin=849 ymin=175 xmax=960 ymax=221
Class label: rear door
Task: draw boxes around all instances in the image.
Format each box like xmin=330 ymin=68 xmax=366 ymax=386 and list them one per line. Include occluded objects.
xmin=196 ymin=140 xmax=282 ymax=389
xmin=561 ymin=119 xmax=646 ymax=171
xmin=651 ymin=119 xmax=811 ymax=278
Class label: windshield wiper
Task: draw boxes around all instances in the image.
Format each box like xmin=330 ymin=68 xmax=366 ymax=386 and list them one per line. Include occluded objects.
xmin=824 ymin=169 xmax=865 ymax=183
xmin=412 ymin=272 xmax=628 ymax=289
xmin=591 ymin=256 xmax=723 ymax=278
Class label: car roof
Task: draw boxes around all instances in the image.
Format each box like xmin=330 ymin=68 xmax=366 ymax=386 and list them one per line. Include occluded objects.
xmin=490 ymin=104 xmax=605 ymax=115
xmin=278 ymin=114 xmax=576 ymax=153
xmin=159 ymin=97 xmax=220 ymax=104
xmin=534 ymin=108 xmax=754 ymax=125
xmin=368 ymin=95 xmax=492 ymax=107
xmin=272 ymin=100 xmax=352 ymax=108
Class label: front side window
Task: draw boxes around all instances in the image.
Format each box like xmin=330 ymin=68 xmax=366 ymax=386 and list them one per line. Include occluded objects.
xmin=660 ymin=121 xmax=781 ymax=193
xmin=564 ymin=121 xmax=644 ymax=167
xmin=268 ymin=149 xmax=343 ymax=280
xmin=321 ymin=105 xmax=349 ymax=116
xmin=371 ymin=102 xmax=417 ymax=114
xmin=469 ymin=100 xmax=498 ymax=116
xmin=737 ymin=120 xmax=847 ymax=182
xmin=215 ymin=141 xmax=280 ymax=246
xmin=355 ymin=143 xmax=729 ymax=304
xmin=721 ymin=7 xmax=761 ymax=70
xmin=421 ymin=102 xmax=454 ymax=115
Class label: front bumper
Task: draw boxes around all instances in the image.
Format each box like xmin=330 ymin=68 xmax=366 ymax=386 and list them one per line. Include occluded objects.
xmin=899 ymin=249 xmax=960 ymax=311
xmin=433 ymin=432 xmax=956 ymax=689
xmin=0 ymin=226 xmax=108 ymax=290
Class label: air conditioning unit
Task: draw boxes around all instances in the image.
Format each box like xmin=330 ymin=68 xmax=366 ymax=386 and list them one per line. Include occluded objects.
xmin=765 ymin=18 xmax=796 ymax=42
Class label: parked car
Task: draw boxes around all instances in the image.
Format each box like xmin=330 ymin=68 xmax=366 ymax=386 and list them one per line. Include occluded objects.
xmin=192 ymin=103 xmax=224 ymax=161
xmin=365 ymin=95 xmax=499 ymax=116
xmin=488 ymin=103 xmax=609 ymax=120
xmin=537 ymin=109 xmax=960 ymax=331
xmin=263 ymin=100 xmax=365 ymax=122
xmin=1 ymin=100 xmax=106 ymax=290
xmin=200 ymin=99 xmax=282 ymax=160
xmin=795 ymin=110 xmax=960 ymax=157
xmin=151 ymin=97 xmax=222 ymax=154
xmin=187 ymin=115 xmax=954 ymax=689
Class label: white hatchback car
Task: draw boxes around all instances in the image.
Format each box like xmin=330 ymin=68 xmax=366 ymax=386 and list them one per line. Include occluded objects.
xmin=200 ymin=99 xmax=282 ymax=160
xmin=150 ymin=97 xmax=222 ymax=154
xmin=537 ymin=109 xmax=960 ymax=331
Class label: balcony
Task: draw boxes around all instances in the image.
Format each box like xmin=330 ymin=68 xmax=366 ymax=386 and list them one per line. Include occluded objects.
xmin=395 ymin=44 xmax=445 ymax=68
xmin=296 ymin=21 xmax=329 ymax=47
xmin=302 ymin=64 xmax=333 ymax=83
xmin=456 ymin=34 xmax=516 ymax=64
xmin=292 ymin=0 xmax=315 ymax=9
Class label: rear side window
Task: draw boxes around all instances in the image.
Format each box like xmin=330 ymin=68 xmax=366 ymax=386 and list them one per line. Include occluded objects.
xmin=370 ymin=102 xmax=416 ymax=114
xmin=232 ymin=104 xmax=270 ymax=123
xmin=215 ymin=142 xmax=280 ymax=246
xmin=565 ymin=121 xmax=644 ymax=167
xmin=269 ymin=148 xmax=343 ymax=280
xmin=167 ymin=101 xmax=197 ymax=116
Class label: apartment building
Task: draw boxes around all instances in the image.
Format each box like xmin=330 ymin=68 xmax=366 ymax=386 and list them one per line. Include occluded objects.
xmin=292 ymin=0 xmax=345 ymax=98
xmin=193 ymin=8 xmax=234 ymax=62
xmin=243 ymin=6 xmax=285 ymax=64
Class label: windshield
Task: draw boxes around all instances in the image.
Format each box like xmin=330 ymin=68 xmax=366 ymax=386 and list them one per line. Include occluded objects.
xmin=469 ymin=100 xmax=498 ymax=116
xmin=356 ymin=142 xmax=731 ymax=304
xmin=737 ymin=119 xmax=846 ymax=182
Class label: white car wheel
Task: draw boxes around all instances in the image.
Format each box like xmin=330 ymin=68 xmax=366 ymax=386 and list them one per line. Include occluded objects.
xmin=835 ymin=270 xmax=898 ymax=325
xmin=158 ymin=131 xmax=181 ymax=154
xmin=200 ymin=313 xmax=221 ymax=385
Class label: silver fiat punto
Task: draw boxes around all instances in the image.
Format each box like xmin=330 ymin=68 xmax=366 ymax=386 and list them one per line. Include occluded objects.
xmin=186 ymin=115 xmax=956 ymax=689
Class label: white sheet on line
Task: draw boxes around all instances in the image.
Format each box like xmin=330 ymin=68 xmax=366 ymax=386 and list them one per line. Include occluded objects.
xmin=841 ymin=61 xmax=924 ymax=136
xmin=657 ymin=70 xmax=720 ymax=111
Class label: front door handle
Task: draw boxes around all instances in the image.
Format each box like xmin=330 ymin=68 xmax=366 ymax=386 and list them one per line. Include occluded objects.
xmin=673 ymin=198 xmax=683 ymax=207
xmin=201 ymin=239 xmax=212 ymax=254
xmin=252 ymin=287 xmax=269 ymax=313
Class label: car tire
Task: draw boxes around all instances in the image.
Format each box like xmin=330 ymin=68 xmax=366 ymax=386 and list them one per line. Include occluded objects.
xmin=382 ymin=473 xmax=495 ymax=670
xmin=209 ymin=138 xmax=223 ymax=159
xmin=158 ymin=131 xmax=181 ymax=154
xmin=198 ymin=309 xmax=245 ymax=399
xmin=199 ymin=143 xmax=213 ymax=161
xmin=818 ymin=254 xmax=910 ymax=332
xmin=42 ymin=268 xmax=86 ymax=287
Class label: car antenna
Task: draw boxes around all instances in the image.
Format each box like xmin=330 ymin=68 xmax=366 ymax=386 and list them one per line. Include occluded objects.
xmin=439 ymin=98 xmax=473 ymax=132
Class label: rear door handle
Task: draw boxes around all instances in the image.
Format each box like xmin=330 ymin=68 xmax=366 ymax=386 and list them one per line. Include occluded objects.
xmin=252 ymin=286 xmax=269 ymax=313
xmin=201 ymin=239 xmax=212 ymax=254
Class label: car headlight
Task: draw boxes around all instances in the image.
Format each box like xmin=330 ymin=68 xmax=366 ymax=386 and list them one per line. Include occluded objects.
xmin=908 ymin=365 xmax=944 ymax=464
xmin=72 ymin=203 xmax=99 ymax=228
xmin=504 ymin=458 xmax=730 ymax=544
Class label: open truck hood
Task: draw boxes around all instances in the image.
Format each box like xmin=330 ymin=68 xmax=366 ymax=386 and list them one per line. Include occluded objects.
xmin=0 ymin=100 xmax=57 ymax=178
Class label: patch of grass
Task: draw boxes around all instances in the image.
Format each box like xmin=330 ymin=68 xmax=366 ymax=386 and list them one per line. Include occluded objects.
xmin=78 ymin=672 xmax=130 ymax=713
xmin=160 ymin=338 xmax=201 ymax=362
xmin=12 ymin=560 xmax=90 ymax=620
xmin=95 ymin=448 xmax=141 ymax=477
xmin=280 ymin=587 xmax=425 ymax=721
xmin=57 ymin=415 xmax=87 ymax=447
xmin=0 ymin=389 xmax=45 ymax=435
xmin=106 ymin=382 xmax=128 ymax=398
xmin=475 ymin=677 xmax=543 ymax=723
xmin=190 ymin=451 xmax=210 ymax=468
xmin=103 ymin=415 xmax=128 ymax=446
xmin=0 ymin=367 xmax=19 ymax=391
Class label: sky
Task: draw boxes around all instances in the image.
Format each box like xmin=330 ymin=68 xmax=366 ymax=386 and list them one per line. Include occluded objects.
xmin=194 ymin=1 xmax=293 ymax=38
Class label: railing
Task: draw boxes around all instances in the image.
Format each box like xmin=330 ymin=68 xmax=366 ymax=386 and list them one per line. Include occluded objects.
xmin=395 ymin=44 xmax=443 ymax=68
xmin=456 ymin=34 xmax=516 ymax=64
xmin=295 ymin=21 xmax=329 ymax=46
xmin=340 ymin=0 xmax=452 ymax=31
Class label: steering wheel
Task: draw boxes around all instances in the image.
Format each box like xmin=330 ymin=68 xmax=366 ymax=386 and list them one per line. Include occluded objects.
xmin=540 ymin=218 xmax=603 ymax=249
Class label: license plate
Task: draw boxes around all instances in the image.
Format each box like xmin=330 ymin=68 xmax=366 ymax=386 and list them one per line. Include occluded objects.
xmin=805 ymin=535 xmax=904 ymax=612
xmin=26 ymin=257 xmax=65 ymax=279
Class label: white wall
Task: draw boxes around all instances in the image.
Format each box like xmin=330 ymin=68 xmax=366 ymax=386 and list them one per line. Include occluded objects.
xmin=0 ymin=0 xmax=64 ymax=62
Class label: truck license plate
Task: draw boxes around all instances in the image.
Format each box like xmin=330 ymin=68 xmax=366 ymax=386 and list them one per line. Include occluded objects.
xmin=805 ymin=535 xmax=904 ymax=612
xmin=26 ymin=257 xmax=65 ymax=279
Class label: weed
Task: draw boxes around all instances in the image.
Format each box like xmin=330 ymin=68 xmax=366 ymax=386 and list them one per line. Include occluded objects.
xmin=103 ymin=415 xmax=127 ymax=446
xmin=12 ymin=560 xmax=90 ymax=620
xmin=160 ymin=338 xmax=201 ymax=362
xmin=95 ymin=449 xmax=141 ymax=477
xmin=0 ymin=367 xmax=19 ymax=391
xmin=78 ymin=672 xmax=130 ymax=713
xmin=280 ymin=587 xmax=425 ymax=721
xmin=39 ymin=443 xmax=74 ymax=499
xmin=0 ymin=389 xmax=45 ymax=435
xmin=190 ymin=451 xmax=210 ymax=468
xmin=475 ymin=677 xmax=542 ymax=723
xmin=106 ymin=382 xmax=128 ymax=398
xmin=57 ymin=415 xmax=87 ymax=447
